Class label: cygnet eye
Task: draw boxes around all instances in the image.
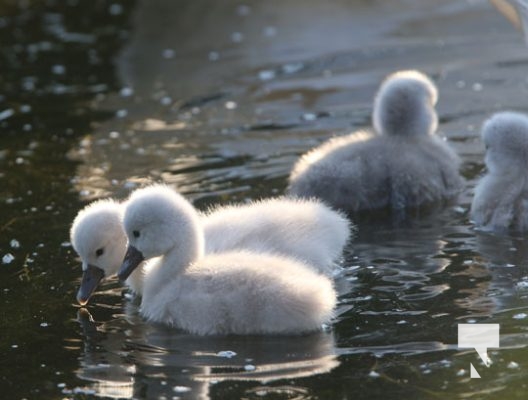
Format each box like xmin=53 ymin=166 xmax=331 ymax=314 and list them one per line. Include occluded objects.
xmin=95 ymin=248 xmax=104 ymax=257
xmin=133 ymin=230 xmax=140 ymax=239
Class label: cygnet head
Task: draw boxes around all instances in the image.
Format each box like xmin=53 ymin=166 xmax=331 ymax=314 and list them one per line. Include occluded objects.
xmin=118 ymin=185 xmax=204 ymax=281
xmin=482 ymin=111 xmax=528 ymax=173
xmin=70 ymin=199 xmax=127 ymax=305
xmin=372 ymin=70 xmax=438 ymax=137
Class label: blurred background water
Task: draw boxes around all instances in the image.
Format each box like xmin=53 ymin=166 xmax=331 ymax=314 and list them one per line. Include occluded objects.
xmin=2 ymin=0 xmax=528 ymax=398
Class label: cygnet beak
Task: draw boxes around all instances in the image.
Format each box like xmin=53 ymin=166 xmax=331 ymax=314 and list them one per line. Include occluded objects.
xmin=77 ymin=264 xmax=105 ymax=306
xmin=118 ymin=245 xmax=144 ymax=282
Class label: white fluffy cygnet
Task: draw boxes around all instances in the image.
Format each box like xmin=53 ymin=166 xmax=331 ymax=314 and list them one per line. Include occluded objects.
xmin=288 ymin=70 xmax=463 ymax=214
xmin=117 ymin=185 xmax=336 ymax=335
xmin=70 ymin=199 xmax=148 ymax=305
xmin=70 ymin=191 xmax=350 ymax=304
xmin=201 ymin=197 xmax=351 ymax=275
xmin=470 ymin=111 xmax=528 ymax=233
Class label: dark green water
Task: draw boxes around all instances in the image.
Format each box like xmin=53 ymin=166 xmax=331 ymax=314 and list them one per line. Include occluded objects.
xmin=2 ymin=0 xmax=528 ymax=398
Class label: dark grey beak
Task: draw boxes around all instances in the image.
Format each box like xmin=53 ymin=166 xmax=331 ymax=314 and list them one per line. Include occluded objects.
xmin=77 ymin=264 xmax=105 ymax=306
xmin=118 ymin=245 xmax=144 ymax=282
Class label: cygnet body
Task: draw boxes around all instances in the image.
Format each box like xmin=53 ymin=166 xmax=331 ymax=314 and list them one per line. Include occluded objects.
xmin=118 ymin=185 xmax=336 ymax=335
xmin=71 ymin=192 xmax=350 ymax=304
xmin=201 ymin=197 xmax=350 ymax=275
xmin=288 ymin=70 xmax=463 ymax=213
xmin=470 ymin=112 xmax=528 ymax=233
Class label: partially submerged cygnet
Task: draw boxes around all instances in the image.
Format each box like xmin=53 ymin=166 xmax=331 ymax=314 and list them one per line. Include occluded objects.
xmin=118 ymin=185 xmax=336 ymax=335
xmin=71 ymin=190 xmax=350 ymax=305
xmin=288 ymin=70 xmax=463 ymax=214
xmin=70 ymin=199 xmax=146 ymax=305
xmin=471 ymin=111 xmax=528 ymax=233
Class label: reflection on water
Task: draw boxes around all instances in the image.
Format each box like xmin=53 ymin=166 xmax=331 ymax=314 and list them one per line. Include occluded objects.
xmin=74 ymin=307 xmax=339 ymax=399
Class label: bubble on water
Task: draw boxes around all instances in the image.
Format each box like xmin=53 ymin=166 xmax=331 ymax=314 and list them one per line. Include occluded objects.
xmin=516 ymin=280 xmax=528 ymax=289
xmin=282 ymin=62 xmax=303 ymax=74
xmin=3 ymin=253 xmax=15 ymax=264
xmin=507 ymin=361 xmax=520 ymax=369
xmin=456 ymin=80 xmax=466 ymax=89
xmin=162 ymin=48 xmax=175 ymax=59
xmin=52 ymin=64 xmax=65 ymax=75
xmin=225 ymin=101 xmax=237 ymax=110
xmin=0 ymin=108 xmax=14 ymax=121
xmin=109 ymin=131 xmax=120 ymax=139
xmin=513 ymin=313 xmax=527 ymax=320
xmin=396 ymin=320 xmax=407 ymax=325
xmin=368 ymin=371 xmax=380 ymax=378
xmin=217 ymin=350 xmax=237 ymax=358
xmin=160 ymin=96 xmax=172 ymax=106
xmin=231 ymin=32 xmax=244 ymax=43
xmin=11 ymin=344 xmax=18 ymax=348
xmin=208 ymin=51 xmax=219 ymax=61
xmin=258 ymin=70 xmax=275 ymax=81
xmin=456 ymin=369 xmax=466 ymax=377
xmin=20 ymin=104 xmax=31 ymax=113
xmin=57 ymin=383 xmax=66 ymax=388
xmin=10 ymin=239 xmax=20 ymax=249
xmin=244 ymin=364 xmax=256 ymax=371
xmin=120 ymin=87 xmax=133 ymax=97
xmin=40 ymin=322 xmax=49 ymax=327
xmin=173 ymin=386 xmax=191 ymax=393
xmin=472 ymin=82 xmax=483 ymax=92
xmin=236 ymin=4 xmax=251 ymax=16
xmin=109 ymin=3 xmax=123 ymax=15
xmin=466 ymin=319 xmax=477 ymax=324
xmin=302 ymin=113 xmax=317 ymax=121
xmin=263 ymin=26 xmax=277 ymax=37
xmin=116 ymin=109 xmax=128 ymax=118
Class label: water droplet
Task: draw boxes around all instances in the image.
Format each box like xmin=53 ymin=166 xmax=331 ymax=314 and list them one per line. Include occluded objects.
xmin=120 ymin=87 xmax=133 ymax=97
xmin=109 ymin=131 xmax=120 ymax=139
xmin=236 ymin=4 xmax=251 ymax=16
xmin=52 ymin=64 xmax=65 ymax=75
xmin=231 ymin=32 xmax=243 ymax=43
xmin=368 ymin=371 xmax=380 ymax=378
xmin=162 ymin=48 xmax=175 ymax=59
xmin=258 ymin=70 xmax=275 ymax=81
xmin=456 ymin=369 xmax=466 ymax=376
xmin=40 ymin=322 xmax=49 ymax=327
xmin=160 ymin=96 xmax=172 ymax=106
xmin=173 ymin=386 xmax=191 ymax=393
xmin=302 ymin=113 xmax=317 ymax=121
xmin=263 ymin=26 xmax=277 ymax=37
xmin=208 ymin=51 xmax=219 ymax=61
xmin=3 ymin=253 xmax=15 ymax=264
xmin=10 ymin=239 xmax=20 ymax=249
xmin=217 ymin=350 xmax=237 ymax=358
xmin=116 ymin=109 xmax=128 ymax=118
xmin=20 ymin=104 xmax=31 ymax=113
xmin=225 ymin=101 xmax=237 ymax=110
xmin=244 ymin=364 xmax=256 ymax=371
xmin=109 ymin=3 xmax=123 ymax=15
xmin=472 ymin=82 xmax=483 ymax=92
xmin=507 ymin=361 xmax=520 ymax=369
xmin=0 ymin=108 xmax=14 ymax=121
xmin=513 ymin=313 xmax=527 ymax=320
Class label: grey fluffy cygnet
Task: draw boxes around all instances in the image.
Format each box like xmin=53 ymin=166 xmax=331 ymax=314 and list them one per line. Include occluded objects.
xmin=288 ymin=70 xmax=463 ymax=214
xmin=471 ymin=111 xmax=528 ymax=233
xmin=117 ymin=185 xmax=337 ymax=335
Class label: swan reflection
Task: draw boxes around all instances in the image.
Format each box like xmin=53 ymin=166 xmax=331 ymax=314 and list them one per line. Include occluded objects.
xmin=75 ymin=306 xmax=339 ymax=399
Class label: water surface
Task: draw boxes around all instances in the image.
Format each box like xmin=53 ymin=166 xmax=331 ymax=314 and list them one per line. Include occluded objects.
xmin=2 ymin=0 xmax=528 ymax=398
